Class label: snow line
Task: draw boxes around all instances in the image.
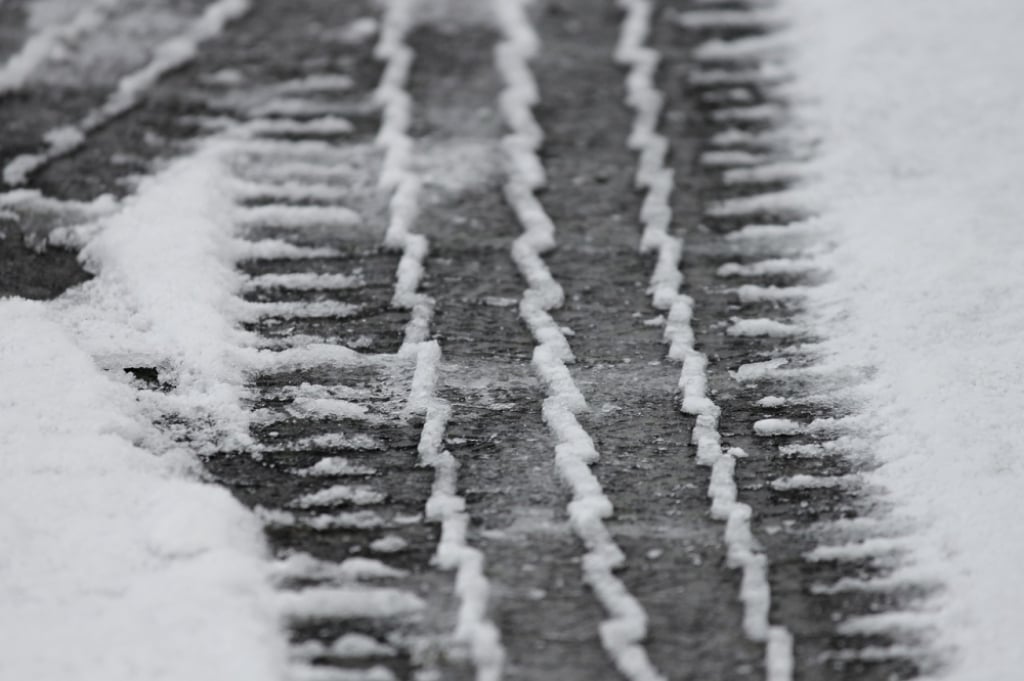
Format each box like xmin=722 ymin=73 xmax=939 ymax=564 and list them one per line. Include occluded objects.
xmin=373 ymin=3 xmax=505 ymax=679
xmin=615 ymin=2 xmax=794 ymax=679
xmin=493 ymin=3 xmax=665 ymax=680
xmin=2 ymin=0 xmax=251 ymax=186
xmin=0 ymin=0 xmax=121 ymax=95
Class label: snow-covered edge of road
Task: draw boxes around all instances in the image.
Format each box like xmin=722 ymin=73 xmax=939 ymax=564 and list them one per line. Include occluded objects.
xmin=776 ymin=1 xmax=1024 ymax=678
xmin=0 ymin=142 xmax=286 ymax=681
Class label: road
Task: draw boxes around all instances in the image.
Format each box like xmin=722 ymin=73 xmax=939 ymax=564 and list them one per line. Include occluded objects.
xmin=0 ymin=1 xmax=935 ymax=680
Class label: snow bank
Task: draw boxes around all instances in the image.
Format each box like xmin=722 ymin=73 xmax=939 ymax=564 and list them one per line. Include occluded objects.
xmin=0 ymin=300 xmax=285 ymax=681
xmin=784 ymin=1 xmax=1024 ymax=677
xmin=0 ymin=134 xmax=287 ymax=678
xmin=60 ymin=141 xmax=253 ymax=450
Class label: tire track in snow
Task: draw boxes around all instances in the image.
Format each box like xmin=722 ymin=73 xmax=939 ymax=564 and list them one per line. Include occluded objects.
xmin=3 ymin=2 xmax=493 ymax=678
xmin=494 ymin=3 xmax=667 ymax=679
xmin=211 ymin=98 xmax=437 ymax=681
xmin=401 ymin=15 xmax=619 ymax=681
xmin=615 ymin=2 xmax=793 ymax=679
xmin=209 ymin=3 xmax=505 ymax=677
xmin=184 ymin=13 xmax=451 ymax=678
xmin=373 ymin=2 xmax=505 ymax=678
xmin=666 ymin=2 xmax=937 ymax=678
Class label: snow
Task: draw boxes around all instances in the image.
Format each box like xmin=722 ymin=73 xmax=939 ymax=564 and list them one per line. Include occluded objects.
xmin=373 ymin=4 xmax=505 ymax=677
xmin=0 ymin=122 xmax=303 ymax=678
xmin=292 ymin=633 xmax=398 ymax=660
xmin=288 ymin=664 xmax=397 ymax=681
xmin=733 ymin=358 xmax=789 ymax=382
xmin=260 ymin=432 xmax=384 ymax=453
xmin=804 ymin=537 xmax=915 ymax=564
xmin=274 ymin=74 xmax=355 ymax=95
xmin=768 ymin=474 xmax=858 ymax=492
xmin=259 ymin=508 xmax=388 ymax=531
xmin=723 ymin=163 xmax=809 ymax=187
xmin=701 ymin=149 xmax=769 ymax=168
xmin=237 ymin=204 xmax=363 ymax=229
xmin=620 ymin=3 xmax=794 ymax=676
xmin=244 ymin=272 xmax=364 ymax=292
xmin=231 ymin=238 xmax=341 ymax=260
xmin=717 ymin=258 xmax=823 ymax=278
xmin=496 ymin=3 xmax=669 ymax=678
xmin=61 ymin=142 xmax=253 ymax=450
xmin=0 ymin=300 xmax=286 ymax=681
xmin=290 ymin=485 xmax=387 ymax=509
xmin=246 ymin=115 xmax=356 ymax=136
xmin=325 ymin=634 xmax=397 ymax=658
xmin=727 ymin=318 xmax=802 ymax=338
xmin=370 ymin=535 xmax=409 ymax=553
xmin=780 ymin=0 xmax=1024 ymax=677
xmin=287 ymin=397 xmax=375 ymax=421
xmin=296 ymin=458 xmax=377 ymax=478
xmin=0 ymin=0 xmax=120 ymax=94
xmin=234 ymin=179 xmax=351 ymax=203
xmin=735 ymin=285 xmax=809 ymax=304
xmin=243 ymin=300 xmax=361 ymax=321
xmin=271 ymin=554 xmax=406 ymax=582
xmin=3 ymin=0 xmax=251 ymax=185
xmin=674 ymin=9 xmax=786 ymax=32
xmin=277 ymin=586 xmax=425 ymax=620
